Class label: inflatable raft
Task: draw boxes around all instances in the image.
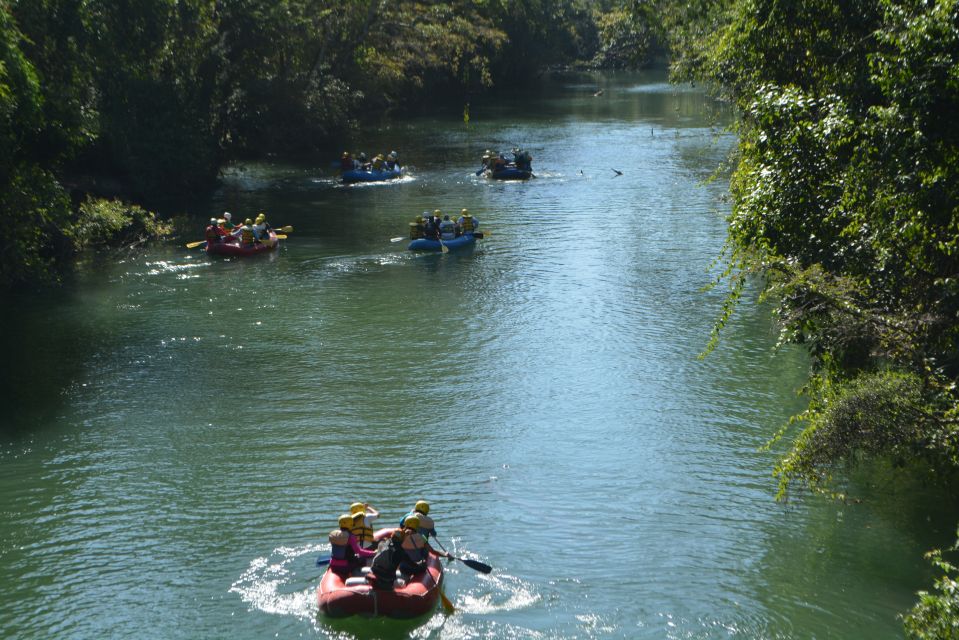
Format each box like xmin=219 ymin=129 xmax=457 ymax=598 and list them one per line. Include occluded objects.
xmin=317 ymin=529 xmax=444 ymax=618
xmin=486 ymin=166 xmax=531 ymax=180
xmin=341 ymin=167 xmax=403 ymax=184
xmin=408 ymin=233 xmax=477 ymax=252
xmin=206 ymin=231 xmax=279 ymax=257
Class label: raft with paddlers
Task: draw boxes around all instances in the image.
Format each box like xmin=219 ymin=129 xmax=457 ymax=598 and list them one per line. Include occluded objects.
xmin=408 ymin=233 xmax=482 ymax=252
xmin=340 ymin=167 xmax=403 ymax=184
xmin=317 ymin=528 xmax=444 ymax=618
xmin=206 ymin=230 xmax=279 ymax=256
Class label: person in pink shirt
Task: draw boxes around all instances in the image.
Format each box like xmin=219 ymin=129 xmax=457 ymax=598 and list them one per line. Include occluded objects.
xmin=328 ymin=513 xmax=376 ymax=579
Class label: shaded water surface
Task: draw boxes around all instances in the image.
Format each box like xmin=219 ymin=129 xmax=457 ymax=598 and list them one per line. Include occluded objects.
xmin=1 ymin=71 xmax=950 ymax=639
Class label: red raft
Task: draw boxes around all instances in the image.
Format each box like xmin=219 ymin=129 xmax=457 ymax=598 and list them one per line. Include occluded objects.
xmin=317 ymin=529 xmax=444 ymax=618
xmin=205 ymin=231 xmax=279 ymax=257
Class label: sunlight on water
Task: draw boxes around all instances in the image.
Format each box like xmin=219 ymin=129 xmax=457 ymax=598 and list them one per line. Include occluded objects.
xmin=1 ymin=70 xmax=944 ymax=640
xmin=230 ymin=543 xmax=325 ymax=620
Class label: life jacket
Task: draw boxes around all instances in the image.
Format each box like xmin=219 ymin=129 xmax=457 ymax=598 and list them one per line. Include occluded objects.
xmin=253 ymin=223 xmax=267 ymax=239
xmin=410 ymin=223 xmax=425 ymax=240
xmin=460 ymin=216 xmax=475 ymax=233
xmin=439 ymin=219 xmax=455 ymax=240
xmin=372 ymin=157 xmax=384 ymax=170
xmin=205 ymin=225 xmax=220 ymax=242
xmin=350 ymin=518 xmax=374 ymax=547
xmin=400 ymin=530 xmax=428 ymax=567
xmin=240 ymin=225 xmax=255 ymax=246
xmin=329 ymin=528 xmax=355 ymax=562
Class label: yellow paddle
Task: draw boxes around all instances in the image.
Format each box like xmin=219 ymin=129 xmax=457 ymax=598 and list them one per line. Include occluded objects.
xmin=439 ymin=585 xmax=454 ymax=614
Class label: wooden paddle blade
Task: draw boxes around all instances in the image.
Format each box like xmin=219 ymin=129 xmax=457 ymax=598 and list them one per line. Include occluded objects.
xmin=185 ymin=240 xmax=206 ymax=249
xmin=274 ymin=234 xmax=287 ymax=239
xmin=460 ymin=558 xmax=492 ymax=574
xmin=439 ymin=586 xmax=455 ymax=614
xmin=279 ymin=225 xmax=293 ymax=233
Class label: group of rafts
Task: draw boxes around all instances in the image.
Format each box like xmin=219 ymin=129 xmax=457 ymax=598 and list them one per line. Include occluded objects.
xmin=318 ymin=501 xmax=491 ymax=618
xmin=195 ymin=148 xmax=532 ymax=258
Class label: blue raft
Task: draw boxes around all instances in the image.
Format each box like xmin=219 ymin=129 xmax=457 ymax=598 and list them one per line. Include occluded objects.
xmin=341 ymin=167 xmax=403 ymax=184
xmin=486 ymin=166 xmax=531 ymax=180
xmin=408 ymin=233 xmax=478 ymax=252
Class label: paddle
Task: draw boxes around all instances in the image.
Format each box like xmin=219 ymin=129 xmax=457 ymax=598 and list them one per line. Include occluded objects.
xmin=475 ymin=167 xmax=486 ymax=176
xmin=439 ymin=586 xmax=455 ymax=614
xmin=438 ymin=237 xmax=449 ymax=254
xmin=431 ymin=534 xmax=491 ymax=574
xmin=316 ymin=556 xmax=331 ymax=566
xmin=448 ymin=555 xmax=491 ymax=573
xmin=390 ymin=236 xmax=405 ymax=243
xmin=185 ymin=240 xmax=207 ymax=249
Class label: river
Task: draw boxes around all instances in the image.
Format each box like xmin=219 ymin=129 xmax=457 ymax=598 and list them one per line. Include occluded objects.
xmin=0 ymin=70 xmax=951 ymax=639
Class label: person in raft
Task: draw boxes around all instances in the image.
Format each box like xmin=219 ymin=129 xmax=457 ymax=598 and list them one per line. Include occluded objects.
xmin=396 ymin=515 xmax=451 ymax=579
xmin=252 ymin=212 xmax=271 ymax=241
xmin=205 ymin=218 xmax=224 ymax=245
xmin=328 ymin=513 xmax=376 ymax=579
xmin=349 ymin=502 xmax=379 ymax=549
xmin=457 ymin=209 xmax=478 ymax=236
xmin=239 ymin=218 xmax=259 ymax=247
xmin=222 ymin=211 xmax=236 ymax=232
xmin=368 ymin=528 xmax=407 ymax=590
xmin=409 ymin=215 xmax=426 ymax=240
xmin=340 ymin=152 xmax=354 ymax=172
xmin=385 ymin=151 xmax=399 ymax=170
xmin=400 ymin=500 xmax=436 ymax=539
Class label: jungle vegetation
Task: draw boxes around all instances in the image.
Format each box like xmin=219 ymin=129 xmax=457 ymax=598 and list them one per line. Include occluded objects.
xmin=659 ymin=0 xmax=959 ymax=635
xmin=0 ymin=0 xmax=663 ymax=289
xmin=4 ymin=0 xmax=958 ymax=632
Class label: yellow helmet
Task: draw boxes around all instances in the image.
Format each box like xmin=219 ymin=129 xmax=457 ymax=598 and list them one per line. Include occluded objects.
xmin=350 ymin=502 xmax=365 ymax=514
xmin=255 ymin=214 xmax=266 ymax=223
xmin=433 ymin=209 xmax=441 ymax=216
xmin=414 ymin=500 xmax=430 ymax=515
xmin=342 ymin=151 xmax=349 ymax=157
xmin=338 ymin=514 xmax=353 ymax=528
xmin=461 ymin=208 xmax=469 ymax=215
xmin=244 ymin=218 xmax=252 ymax=225
xmin=351 ymin=511 xmax=365 ymax=521
xmin=405 ymin=515 xmax=421 ymax=529
xmin=217 ymin=218 xmax=226 ymax=225
xmin=415 ymin=216 xmax=424 ymax=223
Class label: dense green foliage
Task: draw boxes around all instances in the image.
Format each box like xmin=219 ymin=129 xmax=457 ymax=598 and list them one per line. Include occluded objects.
xmin=667 ymin=0 xmax=959 ymax=633
xmin=698 ymin=0 xmax=959 ymax=495
xmin=904 ymin=536 xmax=959 ymax=639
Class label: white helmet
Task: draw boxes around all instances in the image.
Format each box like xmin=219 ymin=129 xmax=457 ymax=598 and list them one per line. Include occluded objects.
xmin=223 ymin=212 xmax=232 ymax=220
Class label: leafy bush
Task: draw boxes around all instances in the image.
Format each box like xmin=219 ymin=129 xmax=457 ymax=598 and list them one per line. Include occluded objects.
xmin=71 ymin=198 xmax=171 ymax=250
xmin=903 ymin=535 xmax=959 ymax=640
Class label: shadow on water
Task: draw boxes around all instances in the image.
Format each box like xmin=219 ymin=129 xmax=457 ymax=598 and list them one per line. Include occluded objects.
xmin=1 ymin=287 xmax=100 ymax=438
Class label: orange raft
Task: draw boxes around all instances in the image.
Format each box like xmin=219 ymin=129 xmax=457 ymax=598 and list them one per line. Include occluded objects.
xmin=317 ymin=529 xmax=444 ymax=618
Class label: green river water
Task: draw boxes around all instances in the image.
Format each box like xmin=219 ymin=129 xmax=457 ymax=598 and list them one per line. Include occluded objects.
xmin=1 ymin=71 xmax=954 ymax=639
